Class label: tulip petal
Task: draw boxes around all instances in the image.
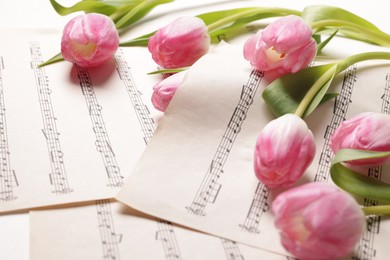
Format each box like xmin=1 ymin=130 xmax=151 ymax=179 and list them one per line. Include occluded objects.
xmin=272 ymin=182 xmax=365 ymax=260
xmin=61 ymin=13 xmax=119 ymax=68
xmin=254 ymin=114 xmax=315 ymax=188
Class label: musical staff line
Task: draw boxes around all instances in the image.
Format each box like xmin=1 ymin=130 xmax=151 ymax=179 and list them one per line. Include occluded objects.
xmin=96 ymin=200 xmax=123 ymax=260
xmin=155 ymin=219 xmax=182 ymax=259
xmin=186 ymin=70 xmax=263 ymax=217
xmin=114 ymin=51 xmax=183 ymax=260
xmin=353 ymin=73 xmax=390 ymax=260
xmin=314 ymin=65 xmax=357 ymax=182
xmin=115 ymin=50 xmax=154 ymax=145
xmin=381 ymin=74 xmax=390 ymax=114
xmin=220 ymin=238 xmax=244 ymax=260
xmin=30 ymin=42 xmax=73 ymax=194
xmin=76 ymin=66 xmax=124 ymax=188
xmin=0 ymin=57 xmax=18 ymax=202
xmin=239 ymin=183 xmax=270 ymax=234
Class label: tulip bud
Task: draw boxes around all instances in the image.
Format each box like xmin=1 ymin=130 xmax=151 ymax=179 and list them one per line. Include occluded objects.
xmin=331 ymin=112 xmax=390 ymax=166
xmin=148 ymin=16 xmax=210 ymax=69
xmin=61 ymin=13 xmax=119 ymax=68
xmin=272 ymin=182 xmax=365 ymax=260
xmin=151 ymin=71 xmax=186 ymax=112
xmin=243 ymin=15 xmax=316 ymax=77
xmin=254 ymin=114 xmax=315 ymax=188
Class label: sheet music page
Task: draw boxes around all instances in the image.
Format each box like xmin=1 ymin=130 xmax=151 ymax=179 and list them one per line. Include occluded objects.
xmin=116 ymin=41 xmax=390 ymax=257
xmin=0 ymin=29 xmax=160 ymax=212
xmin=30 ymin=201 xmax=295 ymax=260
xmin=22 ymin=1 xmax=390 ymax=259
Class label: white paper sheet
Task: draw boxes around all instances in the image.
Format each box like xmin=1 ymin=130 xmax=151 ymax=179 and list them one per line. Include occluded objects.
xmin=116 ymin=41 xmax=390 ymax=258
xmin=0 ymin=29 xmax=162 ymax=212
xmin=23 ymin=1 xmax=390 ymax=259
xmin=30 ymin=200 xmax=295 ymax=260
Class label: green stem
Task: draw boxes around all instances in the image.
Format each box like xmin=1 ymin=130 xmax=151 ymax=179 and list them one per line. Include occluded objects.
xmin=109 ymin=4 xmax=136 ymax=23
xmin=311 ymin=19 xmax=390 ymax=47
xmin=114 ymin=0 xmax=174 ymax=30
xmin=363 ymin=205 xmax=390 ymax=215
xmin=336 ymin=51 xmax=390 ymax=73
xmin=294 ymin=64 xmax=337 ymax=118
xmin=206 ymin=7 xmax=301 ymax=32
xmin=295 ymin=51 xmax=390 ymax=117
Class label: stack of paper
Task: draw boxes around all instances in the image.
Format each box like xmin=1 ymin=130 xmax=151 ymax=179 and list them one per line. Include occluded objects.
xmin=1 ymin=1 xmax=390 ymax=259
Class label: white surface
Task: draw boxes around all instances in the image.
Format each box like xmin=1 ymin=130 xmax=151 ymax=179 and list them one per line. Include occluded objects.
xmin=1 ymin=0 xmax=390 ymax=259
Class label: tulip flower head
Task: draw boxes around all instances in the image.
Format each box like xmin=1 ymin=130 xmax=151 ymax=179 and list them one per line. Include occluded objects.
xmin=61 ymin=13 xmax=119 ymax=68
xmin=243 ymin=15 xmax=317 ymax=77
xmin=151 ymin=71 xmax=186 ymax=112
xmin=272 ymin=182 xmax=365 ymax=260
xmin=331 ymin=112 xmax=390 ymax=166
xmin=254 ymin=114 xmax=315 ymax=188
xmin=148 ymin=16 xmax=210 ymax=69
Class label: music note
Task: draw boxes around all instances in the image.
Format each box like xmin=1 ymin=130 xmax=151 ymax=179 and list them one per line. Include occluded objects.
xmin=186 ymin=69 xmax=263 ymax=216
xmin=30 ymin=42 xmax=73 ymax=195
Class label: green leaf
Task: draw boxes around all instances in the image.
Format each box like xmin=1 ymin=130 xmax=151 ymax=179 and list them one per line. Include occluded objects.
xmin=119 ymin=32 xmax=154 ymax=46
xmin=303 ymin=5 xmax=380 ymax=31
xmin=206 ymin=7 xmax=301 ymax=39
xmin=197 ymin=7 xmax=256 ymax=26
xmin=320 ymin=92 xmax=338 ymax=104
xmin=38 ymin=53 xmax=64 ymax=67
xmin=147 ymin=67 xmax=188 ymax=75
xmin=49 ymin=0 xmax=119 ymax=16
xmin=303 ymin=5 xmax=390 ymax=46
xmin=262 ymin=63 xmax=336 ymax=117
xmin=316 ymin=29 xmax=338 ymax=54
xmin=301 ymin=64 xmax=337 ymax=117
xmin=330 ymin=149 xmax=390 ymax=204
xmin=114 ymin=0 xmax=174 ymax=29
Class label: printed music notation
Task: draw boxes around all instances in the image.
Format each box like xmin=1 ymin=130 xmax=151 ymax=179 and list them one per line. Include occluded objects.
xmin=96 ymin=200 xmax=123 ymax=260
xmin=76 ymin=66 xmax=124 ymax=188
xmin=91 ymin=55 xmax=182 ymax=260
xmin=155 ymin=219 xmax=182 ymax=259
xmin=30 ymin=42 xmax=73 ymax=195
xmin=220 ymin=239 xmax=244 ymax=260
xmin=186 ymin=70 xmax=263 ymax=217
xmin=115 ymin=50 xmax=154 ymax=145
xmin=353 ymin=198 xmax=381 ymax=260
xmin=314 ymin=65 xmax=357 ymax=182
xmin=382 ymin=74 xmax=390 ymax=115
xmin=0 ymin=57 xmax=18 ymax=202
xmin=353 ymin=75 xmax=390 ymax=260
xmin=239 ymin=183 xmax=270 ymax=234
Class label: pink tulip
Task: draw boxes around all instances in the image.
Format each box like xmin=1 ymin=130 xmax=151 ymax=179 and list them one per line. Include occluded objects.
xmin=151 ymin=71 xmax=186 ymax=112
xmin=331 ymin=112 xmax=390 ymax=166
xmin=254 ymin=114 xmax=315 ymax=188
xmin=243 ymin=15 xmax=317 ymax=76
xmin=61 ymin=13 xmax=119 ymax=68
xmin=272 ymin=182 xmax=365 ymax=260
xmin=148 ymin=16 xmax=210 ymax=69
